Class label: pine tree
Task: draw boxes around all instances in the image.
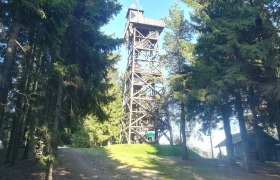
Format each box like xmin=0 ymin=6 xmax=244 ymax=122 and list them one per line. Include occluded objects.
xmin=72 ymin=68 xmax=122 ymax=147
xmin=163 ymin=3 xmax=195 ymax=160
xmin=0 ymin=0 xmax=122 ymax=179
xmin=183 ymin=0 xmax=280 ymax=172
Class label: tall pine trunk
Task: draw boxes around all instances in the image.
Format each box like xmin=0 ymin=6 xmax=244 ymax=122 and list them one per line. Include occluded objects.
xmin=277 ymin=120 xmax=280 ymax=144
xmin=6 ymin=95 xmax=25 ymax=165
xmin=180 ymin=103 xmax=188 ymax=160
xmin=273 ymin=102 xmax=280 ymax=143
xmin=45 ymin=79 xmax=63 ymax=180
xmin=22 ymin=79 xmax=39 ymax=159
xmin=221 ymin=103 xmax=235 ymax=164
xmin=22 ymin=108 xmax=34 ymax=159
xmin=0 ymin=25 xmax=20 ymax=135
xmin=235 ymin=92 xmax=253 ymax=173
xmin=209 ymin=129 xmax=214 ymax=159
xmin=167 ymin=108 xmax=174 ymax=145
xmin=5 ymin=45 xmax=33 ymax=165
xmin=7 ymin=75 xmax=29 ymax=165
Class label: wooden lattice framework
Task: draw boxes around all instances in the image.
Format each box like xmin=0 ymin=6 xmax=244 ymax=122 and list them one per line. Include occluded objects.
xmin=120 ymin=8 xmax=172 ymax=144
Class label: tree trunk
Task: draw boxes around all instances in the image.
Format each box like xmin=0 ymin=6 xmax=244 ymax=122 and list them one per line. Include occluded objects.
xmin=6 ymin=103 xmax=24 ymax=165
xmin=45 ymin=79 xmax=63 ymax=180
xmin=8 ymin=66 xmax=31 ymax=165
xmin=163 ymin=104 xmax=173 ymax=145
xmin=22 ymin=137 xmax=30 ymax=159
xmin=168 ymin=111 xmax=174 ymax=145
xmin=0 ymin=24 xmax=20 ymax=135
xmin=22 ymin=68 xmax=40 ymax=159
xmin=165 ymin=104 xmax=173 ymax=145
xmin=22 ymin=112 xmax=33 ymax=160
xmin=221 ymin=103 xmax=235 ymax=164
xmin=180 ymin=103 xmax=188 ymax=160
xmin=235 ymin=92 xmax=253 ymax=173
xmin=5 ymin=82 xmax=28 ymax=164
xmin=45 ymin=160 xmax=53 ymax=180
xmin=274 ymin=102 xmax=280 ymax=144
xmin=5 ymin=115 xmax=17 ymax=163
xmin=248 ymin=87 xmax=264 ymax=163
xmin=277 ymin=120 xmax=280 ymax=144
xmin=253 ymin=124 xmax=265 ymax=162
xmin=209 ymin=130 xmax=214 ymax=159
xmin=10 ymin=94 xmax=27 ymax=166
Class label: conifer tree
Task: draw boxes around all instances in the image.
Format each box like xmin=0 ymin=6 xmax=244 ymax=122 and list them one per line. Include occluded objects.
xmin=0 ymin=0 xmax=122 ymax=179
xmin=183 ymin=0 xmax=280 ymax=172
xmin=163 ymin=3 xmax=194 ymax=160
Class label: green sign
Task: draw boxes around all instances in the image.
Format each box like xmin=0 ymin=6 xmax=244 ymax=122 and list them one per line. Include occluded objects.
xmin=146 ymin=131 xmax=155 ymax=138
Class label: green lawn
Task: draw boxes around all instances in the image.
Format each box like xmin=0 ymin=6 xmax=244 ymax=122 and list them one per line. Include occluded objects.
xmin=69 ymin=145 xmax=280 ymax=180
xmin=81 ymin=144 xmax=217 ymax=179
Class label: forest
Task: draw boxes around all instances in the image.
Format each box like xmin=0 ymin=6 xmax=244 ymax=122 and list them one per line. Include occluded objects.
xmin=164 ymin=0 xmax=280 ymax=173
xmin=0 ymin=0 xmax=279 ymax=179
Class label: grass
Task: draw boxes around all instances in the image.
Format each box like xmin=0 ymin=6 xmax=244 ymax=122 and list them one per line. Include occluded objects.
xmin=106 ymin=144 xmax=161 ymax=168
xmin=76 ymin=144 xmax=227 ymax=179
xmin=63 ymin=145 xmax=280 ymax=180
xmin=102 ymin=144 xmax=206 ymax=179
xmin=153 ymin=144 xmax=201 ymax=158
xmin=105 ymin=144 xmax=200 ymax=158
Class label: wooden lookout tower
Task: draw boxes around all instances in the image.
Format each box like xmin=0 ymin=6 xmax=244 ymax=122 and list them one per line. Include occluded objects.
xmin=120 ymin=7 xmax=172 ymax=144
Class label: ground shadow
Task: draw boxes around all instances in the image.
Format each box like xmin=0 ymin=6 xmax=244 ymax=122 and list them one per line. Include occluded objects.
xmin=53 ymin=146 xmax=280 ymax=180
xmin=53 ymin=147 xmax=165 ymax=179
xmin=2 ymin=146 xmax=280 ymax=179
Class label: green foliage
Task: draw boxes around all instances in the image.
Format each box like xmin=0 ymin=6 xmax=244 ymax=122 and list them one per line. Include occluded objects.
xmin=163 ymin=3 xmax=195 ymax=104
xmin=163 ymin=3 xmax=199 ymax=159
xmin=178 ymin=1 xmax=280 ymax=170
xmin=70 ymin=129 xmax=90 ymax=148
xmin=70 ymin=69 xmax=122 ymax=147
xmin=0 ymin=1 xmax=123 ymax=176
xmin=182 ymin=0 xmax=204 ymax=9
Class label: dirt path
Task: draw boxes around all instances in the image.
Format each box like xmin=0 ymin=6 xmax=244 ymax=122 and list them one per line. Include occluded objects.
xmin=53 ymin=148 xmax=118 ymax=179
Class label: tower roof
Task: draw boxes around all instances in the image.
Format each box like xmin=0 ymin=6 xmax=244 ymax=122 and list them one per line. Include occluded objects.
xmin=126 ymin=8 xmax=144 ymax=19
xmin=124 ymin=8 xmax=164 ymax=38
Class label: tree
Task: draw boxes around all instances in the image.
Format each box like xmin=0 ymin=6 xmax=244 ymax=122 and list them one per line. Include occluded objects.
xmin=183 ymin=0 xmax=280 ymax=172
xmin=163 ymin=3 xmax=194 ymax=160
xmin=0 ymin=0 xmax=122 ymax=179
xmin=71 ymin=68 xmax=122 ymax=147
xmin=43 ymin=1 xmax=122 ymax=179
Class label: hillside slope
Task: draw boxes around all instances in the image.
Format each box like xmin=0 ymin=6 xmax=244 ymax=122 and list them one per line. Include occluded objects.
xmin=52 ymin=144 xmax=280 ymax=180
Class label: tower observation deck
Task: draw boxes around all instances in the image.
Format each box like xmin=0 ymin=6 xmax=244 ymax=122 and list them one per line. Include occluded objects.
xmin=120 ymin=8 xmax=172 ymax=144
